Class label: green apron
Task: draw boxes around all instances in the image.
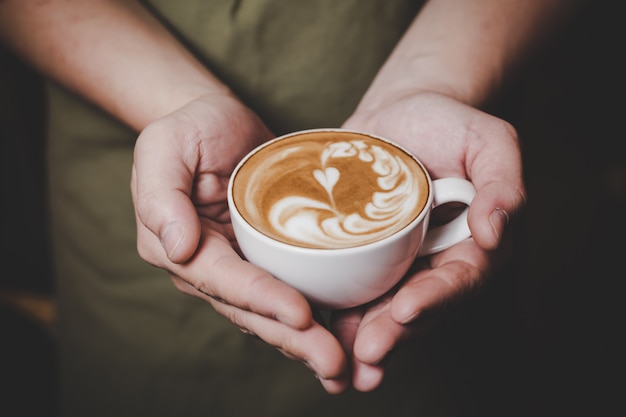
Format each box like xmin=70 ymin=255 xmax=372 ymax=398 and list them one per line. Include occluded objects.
xmin=45 ymin=1 xmax=473 ymax=416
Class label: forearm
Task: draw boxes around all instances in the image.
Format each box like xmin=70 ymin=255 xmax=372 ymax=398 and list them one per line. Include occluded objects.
xmin=0 ymin=0 xmax=229 ymax=131
xmin=358 ymin=0 xmax=582 ymax=110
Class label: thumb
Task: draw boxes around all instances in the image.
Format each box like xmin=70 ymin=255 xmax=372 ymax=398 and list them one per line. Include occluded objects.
xmin=467 ymin=179 xmax=525 ymax=251
xmin=131 ymin=127 xmax=201 ymax=264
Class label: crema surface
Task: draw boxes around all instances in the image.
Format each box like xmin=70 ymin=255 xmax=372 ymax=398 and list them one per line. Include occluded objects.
xmin=233 ymin=131 xmax=429 ymax=248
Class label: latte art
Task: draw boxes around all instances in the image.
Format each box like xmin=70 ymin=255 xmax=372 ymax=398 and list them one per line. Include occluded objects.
xmin=232 ymin=131 xmax=429 ymax=249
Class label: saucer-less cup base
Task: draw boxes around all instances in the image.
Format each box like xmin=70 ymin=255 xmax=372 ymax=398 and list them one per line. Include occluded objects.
xmin=230 ymin=199 xmax=429 ymax=308
xmin=228 ymin=129 xmax=475 ymax=309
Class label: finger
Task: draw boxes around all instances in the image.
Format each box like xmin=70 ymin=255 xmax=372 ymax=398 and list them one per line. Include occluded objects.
xmin=390 ymin=240 xmax=487 ymax=325
xmin=131 ymin=122 xmax=202 ymax=263
xmin=199 ymin=295 xmax=350 ymax=394
xmin=468 ymin=179 xmax=525 ymax=251
xmin=465 ymin=119 xmax=527 ymax=250
xmin=332 ymin=307 xmax=388 ymax=392
xmin=334 ymin=297 xmax=424 ymax=392
xmin=351 ymin=362 xmax=385 ymax=393
xmin=170 ymin=226 xmax=317 ymax=330
xmin=351 ymin=312 xmax=436 ymax=392
xmin=329 ymin=308 xmax=362 ymax=357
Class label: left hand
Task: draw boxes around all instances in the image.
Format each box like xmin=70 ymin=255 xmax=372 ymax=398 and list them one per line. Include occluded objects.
xmin=131 ymin=94 xmax=351 ymax=394
xmin=334 ymin=90 xmax=526 ymax=391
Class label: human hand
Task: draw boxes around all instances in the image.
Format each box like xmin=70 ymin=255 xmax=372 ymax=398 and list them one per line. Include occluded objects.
xmin=131 ymin=93 xmax=350 ymax=393
xmin=335 ymin=91 xmax=526 ymax=391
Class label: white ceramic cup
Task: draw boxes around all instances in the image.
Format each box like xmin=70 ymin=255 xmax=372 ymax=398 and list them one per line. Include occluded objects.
xmin=227 ymin=129 xmax=476 ymax=309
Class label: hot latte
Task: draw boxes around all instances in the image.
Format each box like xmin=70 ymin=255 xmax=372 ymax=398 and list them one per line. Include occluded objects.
xmin=231 ymin=130 xmax=429 ymax=249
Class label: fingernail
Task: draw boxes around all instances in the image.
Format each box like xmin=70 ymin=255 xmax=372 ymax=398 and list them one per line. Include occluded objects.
xmin=398 ymin=310 xmax=420 ymax=325
xmin=489 ymin=208 xmax=509 ymax=245
xmin=161 ymin=222 xmax=183 ymax=260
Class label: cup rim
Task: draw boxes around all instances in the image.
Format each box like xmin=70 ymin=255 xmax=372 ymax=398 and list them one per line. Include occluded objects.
xmin=227 ymin=128 xmax=434 ymax=253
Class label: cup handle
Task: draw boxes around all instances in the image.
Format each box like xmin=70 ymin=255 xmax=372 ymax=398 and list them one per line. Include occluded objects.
xmin=417 ymin=177 xmax=476 ymax=257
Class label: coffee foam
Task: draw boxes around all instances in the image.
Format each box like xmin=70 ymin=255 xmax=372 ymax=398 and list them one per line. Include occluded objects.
xmin=232 ymin=131 xmax=429 ymax=249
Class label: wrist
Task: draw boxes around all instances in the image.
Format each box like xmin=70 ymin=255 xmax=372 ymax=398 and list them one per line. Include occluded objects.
xmin=356 ymin=53 xmax=502 ymax=114
xmin=142 ymin=80 xmax=233 ymax=128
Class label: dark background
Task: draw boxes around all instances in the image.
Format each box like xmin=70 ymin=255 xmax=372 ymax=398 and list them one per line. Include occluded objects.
xmin=1 ymin=1 xmax=624 ymax=416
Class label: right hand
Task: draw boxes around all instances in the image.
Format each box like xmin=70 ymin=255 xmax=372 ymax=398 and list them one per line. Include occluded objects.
xmin=131 ymin=93 xmax=351 ymax=393
xmin=332 ymin=90 xmax=526 ymax=391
